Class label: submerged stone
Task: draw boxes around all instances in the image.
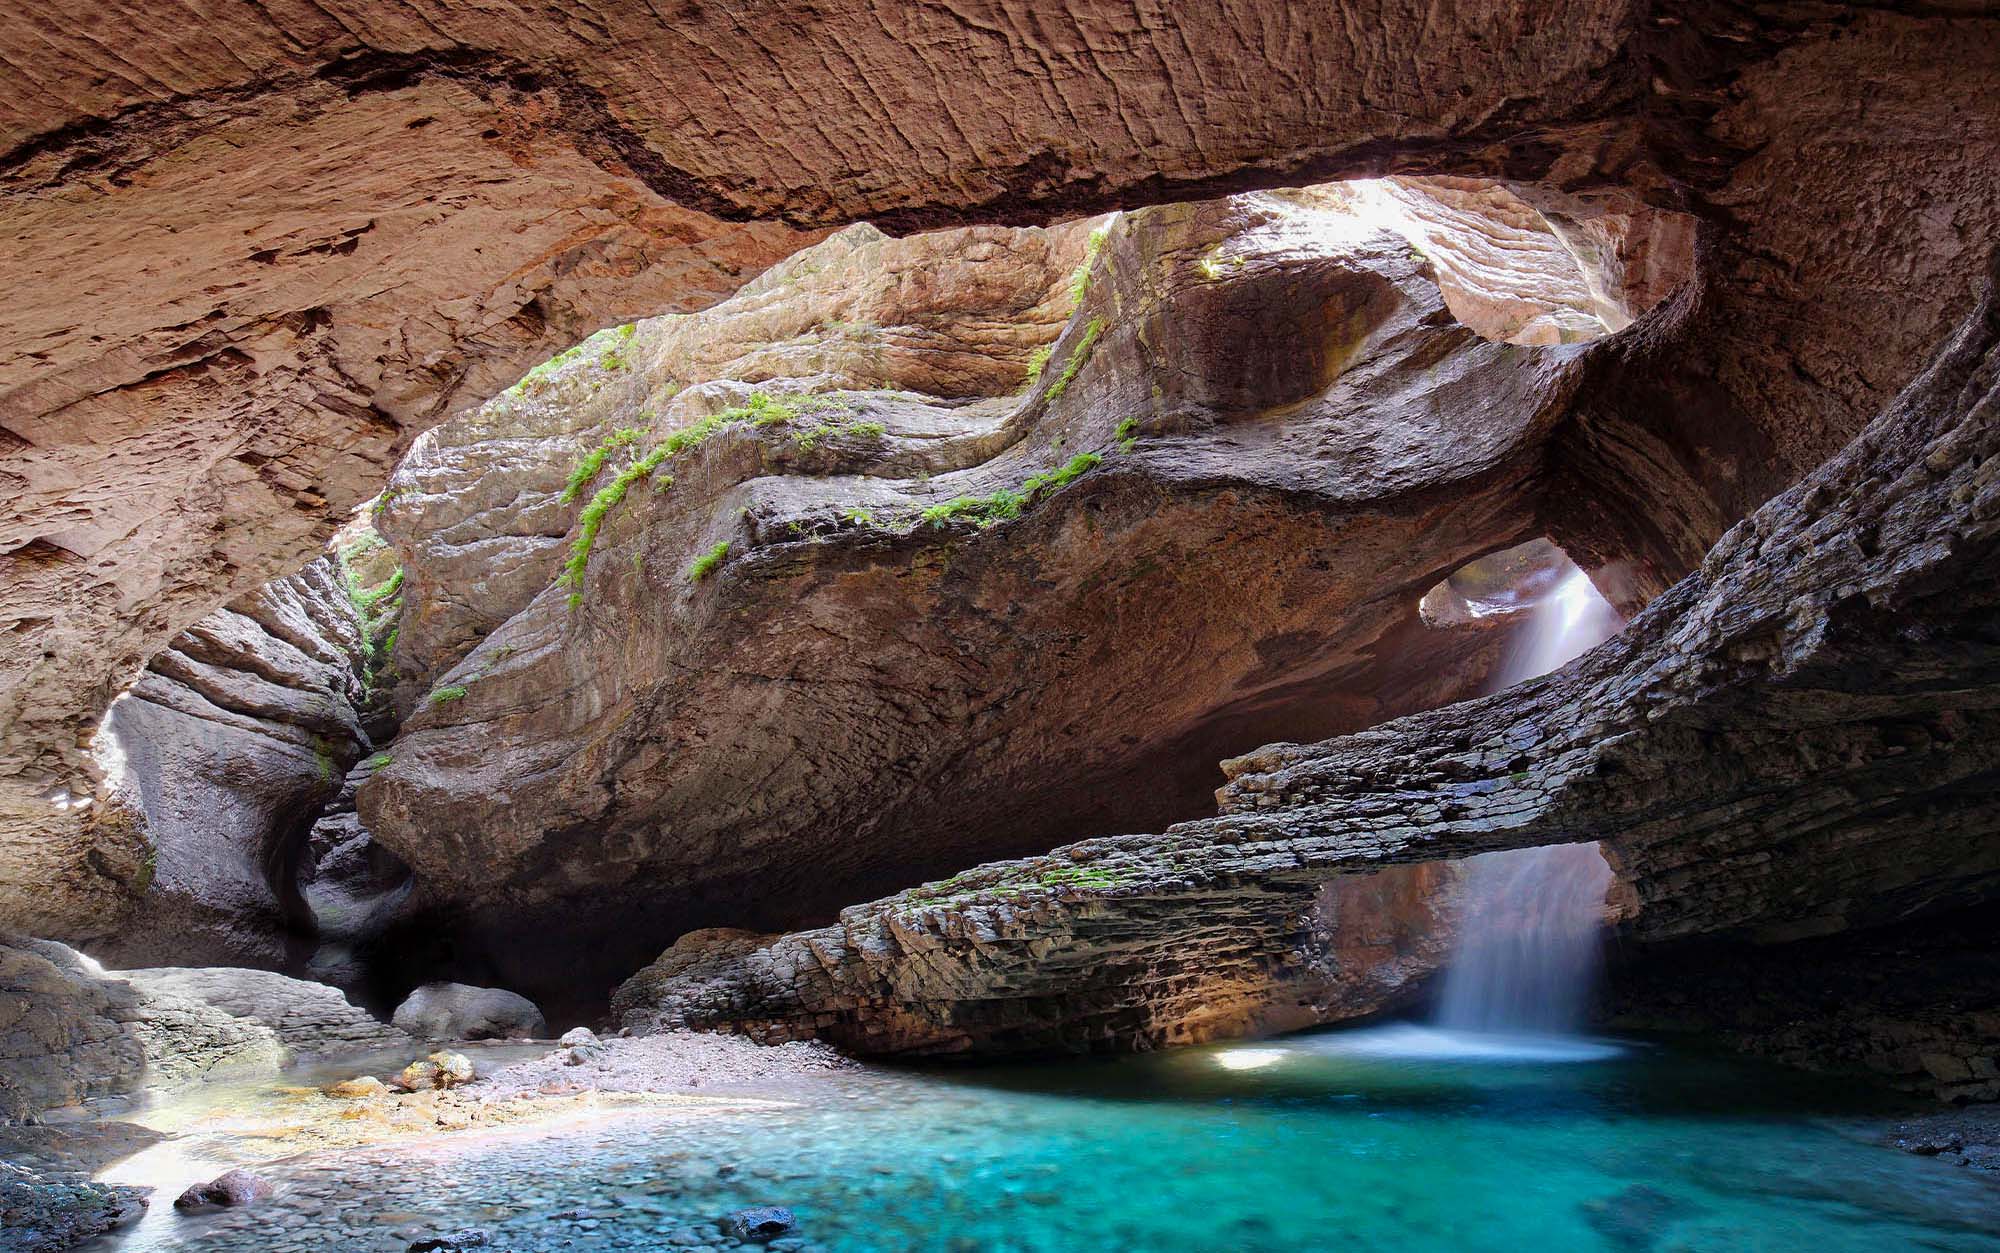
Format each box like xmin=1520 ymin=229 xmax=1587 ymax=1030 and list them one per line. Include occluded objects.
xmin=722 ymin=1205 xmax=798 ymax=1242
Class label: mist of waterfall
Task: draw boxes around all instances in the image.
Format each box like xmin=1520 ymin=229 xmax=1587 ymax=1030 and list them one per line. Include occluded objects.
xmin=1433 ymin=561 xmax=1625 ymax=1038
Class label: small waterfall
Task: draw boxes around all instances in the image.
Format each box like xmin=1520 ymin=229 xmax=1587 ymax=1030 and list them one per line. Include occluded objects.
xmin=1434 ymin=561 xmax=1624 ymax=1038
xmin=1433 ymin=843 xmax=1614 ymax=1033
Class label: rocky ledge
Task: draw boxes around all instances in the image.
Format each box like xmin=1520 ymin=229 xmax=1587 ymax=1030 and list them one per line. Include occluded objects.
xmin=612 ymin=257 xmax=2000 ymax=1056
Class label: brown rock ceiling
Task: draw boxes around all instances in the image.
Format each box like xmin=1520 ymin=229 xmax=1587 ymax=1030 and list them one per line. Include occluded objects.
xmin=3 ymin=2 xmax=1999 ymax=964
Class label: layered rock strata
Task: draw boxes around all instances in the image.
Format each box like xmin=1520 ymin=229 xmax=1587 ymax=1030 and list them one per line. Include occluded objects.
xmin=0 ymin=938 xmax=408 ymax=1124
xmin=0 ymin=0 xmax=1704 ymax=945
xmin=613 ymin=257 xmax=2000 ymax=1055
xmin=6 ymin=8 xmax=1998 ymax=976
xmin=71 ymin=559 xmax=378 ymax=968
xmin=360 ymin=191 xmax=1598 ymax=992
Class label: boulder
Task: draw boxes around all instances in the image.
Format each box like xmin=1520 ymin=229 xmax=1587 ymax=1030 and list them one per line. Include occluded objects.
xmin=173 ymin=1169 xmax=272 ymax=1212
xmin=556 ymin=1026 xmax=599 ymax=1049
xmin=721 ymin=1206 xmax=798 ymax=1242
xmin=394 ymin=1052 xmax=475 ymax=1092
xmin=392 ymin=983 xmax=547 ymax=1041
xmin=324 ymin=1075 xmax=390 ymax=1099
xmin=0 ymin=1163 xmax=147 ymax=1253
xmin=407 ymin=1231 xmax=491 ymax=1252
xmin=613 ymin=264 xmax=2000 ymax=1056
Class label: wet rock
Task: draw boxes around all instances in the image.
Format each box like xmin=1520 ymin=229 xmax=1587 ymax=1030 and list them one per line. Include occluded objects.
xmin=407 ymin=1230 xmax=491 ymax=1252
xmin=394 ymin=1052 xmax=476 ymax=1092
xmin=614 ymin=262 xmax=2000 ymax=1055
xmin=0 ymin=1162 xmax=148 ymax=1253
xmin=1 ymin=937 xmax=402 ymax=1121
xmin=721 ymin=1206 xmax=797 ymax=1242
xmin=392 ymin=983 xmax=547 ymax=1041
xmin=173 ymin=1168 xmax=273 ymax=1212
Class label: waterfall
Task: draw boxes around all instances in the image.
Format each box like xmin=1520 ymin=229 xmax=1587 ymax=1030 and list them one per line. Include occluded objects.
xmin=1434 ymin=563 xmax=1624 ymax=1037
xmin=1432 ymin=843 xmax=1614 ymax=1033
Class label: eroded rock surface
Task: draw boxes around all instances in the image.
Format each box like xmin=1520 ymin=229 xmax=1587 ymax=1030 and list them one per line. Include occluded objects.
xmin=612 ymin=258 xmax=2000 ymax=1054
xmin=0 ymin=938 xmax=407 ymax=1122
xmin=0 ymin=1161 xmax=147 ymax=1253
xmin=1 ymin=0 xmax=1713 ymax=945
xmin=67 ymin=558 xmax=376 ymax=967
xmin=361 ymin=192 xmax=1574 ymax=992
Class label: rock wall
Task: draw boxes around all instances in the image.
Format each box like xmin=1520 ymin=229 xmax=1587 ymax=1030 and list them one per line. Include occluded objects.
xmin=374 ymin=218 xmax=1091 ymax=709
xmin=359 ymin=191 xmax=1578 ymax=994
xmin=67 ymin=559 xmax=377 ymax=968
xmin=1604 ymin=904 xmax=2000 ymax=1102
xmin=612 ymin=256 xmax=2000 ymax=1055
xmin=2 ymin=0 xmax=1712 ymax=946
xmin=0 ymin=937 xmax=407 ymax=1124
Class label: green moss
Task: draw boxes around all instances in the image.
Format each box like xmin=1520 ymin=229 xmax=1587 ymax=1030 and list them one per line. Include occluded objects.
xmin=1069 ymin=222 xmax=1112 ymax=305
xmin=921 ymin=488 xmax=1025 ymax=529
xmin=429 ymin=684 xmax=468 ymax=705
xmin=133 ymin=846 xmax=157 ymax=896
xmin=314 ymin=743 xmax=335 ymax=783
xmin=688 ymin=540 xmax=731 ymax=581
xmin=561 ymin=428 xmax=646 ymax=504
xmin=841 ymin=506 xmax=876 ymax=526
xmin=338 ymin=531 xmax=386 ymax=561
xmin=921 ymin=452 xmax=1102 ymax=531
xmin=715 ymin=390 xmax=844 ymax=429
xmin=1022 ymin=344 xmax=1053 ymax=389
xmin=1022 ymin=452 xmax=1101 ymax=497
xmin=363 ymin=752 xmax=393 ymax=772
xmin=1114 ymin=417 xmax=1141 ymax=452
xmin=1038 ymin=864 xmax=1125 ymax=890
xmin=1044 ymin=317 xmax=1104 ymax=402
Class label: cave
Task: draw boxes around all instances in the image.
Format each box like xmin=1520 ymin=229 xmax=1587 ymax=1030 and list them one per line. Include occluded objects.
xmin=4 ymin=5 xmax=2000 ymax=1250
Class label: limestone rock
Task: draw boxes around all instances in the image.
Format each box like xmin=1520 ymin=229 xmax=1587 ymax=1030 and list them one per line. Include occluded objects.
xmin=0 ymin=0 xmax=1694 ymax=944
xmin=0 ymin=938 xmax=407 ymax=1122
xmin=360 ymin=192 xmax=1584 ymax=992
xmin=80 ymin=556 xmax=376 ymax=968
xmin=118 ymin=966 xmax=409 ymax=1059
xmin=0 ymin=939 xmax=146 ymax=1123
xmin=324 ymin=1075 xmax=390 ymax=1100
xmin=394 ymin=1051 xmax=475 ymax=1092
xmin=613 ymin=262 xmax=2000 ymax=1054
xmin=0 ymin=1162 xmax=147 ymax=1253
xmin=172 ymin=1169 xmax=272 ymax=1213
xmin=7 ymin=7 xmax=1999 ymax=994
xmin=391 ymin=983 xmax=547 ymax=1042
xmin=371 ymin=217 xmax=1091 ymax=711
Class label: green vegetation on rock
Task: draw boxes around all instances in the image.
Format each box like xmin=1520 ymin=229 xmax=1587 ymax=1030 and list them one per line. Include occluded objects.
xmin=688 ymin=540 xmax=731 ymax=581
xmin=1045 ymin=317 xmax=1104 ymax=402
xmin=1022 ymin=344 xmax=1053 ymax=389
xmin=561 ymin=428 xmax=646 ymax=504
xmin=1069 ymin=222 xmax=1112 ymax=306
xmin=921 ymin=452 xmax=1103 ymax=531
xmin=429 ymin=684 xmax=468 ymax=705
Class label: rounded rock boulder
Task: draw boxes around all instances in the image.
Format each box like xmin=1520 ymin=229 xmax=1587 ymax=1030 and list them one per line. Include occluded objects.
xmin=391 ymin=982 xmax=547 ymax=1041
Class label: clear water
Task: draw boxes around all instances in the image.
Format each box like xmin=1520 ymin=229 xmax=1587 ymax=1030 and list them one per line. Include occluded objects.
xmin=96 ymin=1029 xmax=2000 ymax=1253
